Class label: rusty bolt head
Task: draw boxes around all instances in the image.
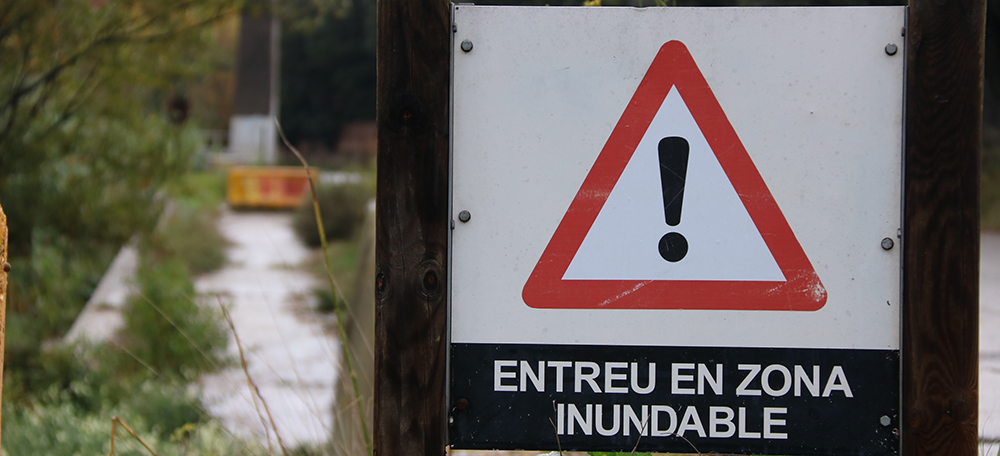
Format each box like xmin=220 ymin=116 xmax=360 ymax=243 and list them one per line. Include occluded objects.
xmin=456 ymin=398 xmax=469 ymax=411
xmin=2 ymin=262 xmax=9 ymax=273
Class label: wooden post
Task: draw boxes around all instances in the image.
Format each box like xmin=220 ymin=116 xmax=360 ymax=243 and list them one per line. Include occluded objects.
xmin=903 ymin=0 xmax=985 ymax=453
xmin=374 ymin=0 xmax=451 ymax=454
xmin=0 ymin=204 xmax=7 ymax=449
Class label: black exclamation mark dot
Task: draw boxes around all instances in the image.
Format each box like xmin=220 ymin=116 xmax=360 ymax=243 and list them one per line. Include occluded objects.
xmin=658 ymin=136 xmax=690 ymax=262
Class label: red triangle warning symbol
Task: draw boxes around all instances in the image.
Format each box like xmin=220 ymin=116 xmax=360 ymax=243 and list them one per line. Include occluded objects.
xmin=522 ymin=41 xmax=827 ymax=311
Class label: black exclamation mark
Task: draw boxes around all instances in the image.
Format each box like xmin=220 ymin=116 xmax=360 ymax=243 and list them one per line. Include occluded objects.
xmin=658 ymin=136 xmax=689 ymax=262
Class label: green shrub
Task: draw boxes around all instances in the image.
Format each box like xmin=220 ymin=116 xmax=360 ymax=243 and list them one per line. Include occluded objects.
xmin=309 ymin=238 xmax=362 ymax=312
xmin=118 ymin=256 xmax=228 ymax=378
xmin=149 ymin=205 xmax=228 ymax=275
xmin=1 ymin=338 xmax=254 ymax=455
xmin=6 ymin=234 xmax=110 ymax=334
xmin=316 ymin=287 xmax=338 ymax=313
xmin=983 ymin=163 xmax=1000 ymax=229
xmin=2 ymin=399 xmax=121 ymax=456
xmin=169 ymin=420 xmax=268 ymax=455
xmin=16 ymin=344 xmax=131 ymax=416
xmin=2 ymin=234 xmax=114 ymax=397
xmin=293 ymin=182 xmax=371 ymax=247
xmin=2 ymin=386 xmax=262 ymax=455
xmin=122 ymin=380 xmax=204 ymax=440
xmin=166 ymin=171 xmax=228 ymax=209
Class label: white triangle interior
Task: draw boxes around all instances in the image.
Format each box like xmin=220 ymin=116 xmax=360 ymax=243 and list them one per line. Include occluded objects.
xmin=562 ymin=87 xmax=786 ymax=282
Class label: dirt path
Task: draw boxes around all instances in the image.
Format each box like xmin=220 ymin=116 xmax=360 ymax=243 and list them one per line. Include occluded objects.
xmin=196 ymin=208 xmax=339 ymax=449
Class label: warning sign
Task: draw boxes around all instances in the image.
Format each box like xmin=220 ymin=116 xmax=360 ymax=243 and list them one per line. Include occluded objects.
xmin=449 ymin=5 xmax=905 ymax=456
xmin=522 ymin=41 xmax=826 ymax=311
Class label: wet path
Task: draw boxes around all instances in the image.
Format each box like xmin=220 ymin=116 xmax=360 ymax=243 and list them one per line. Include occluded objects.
xmin=196 ymin=208 xmax=338 ymax=448
xmin=981 ymin=232 xmax=1000 ymax=440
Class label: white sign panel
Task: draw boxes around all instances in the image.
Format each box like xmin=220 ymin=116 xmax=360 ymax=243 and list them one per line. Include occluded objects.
xmin=449 ymin=6 xmax=904 ymax=455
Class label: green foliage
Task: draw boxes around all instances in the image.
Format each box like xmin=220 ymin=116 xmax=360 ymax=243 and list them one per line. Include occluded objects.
xmin=288 ymin=445 xmax=330 ymax=455
xmin=2 ymin=116 xmax=201 ymax=255
xmin=6 ymin=236 xmax=108 ymax=334
xmin=2 ymin=399 xmax=118 ymax=456
xmin=280 ymin=0 xmax=376 ymax=148
xmin=167 ymin=171 xmax=229 ymax=209
xmin=2 ymin=391 xmax=264 ymax=455
xmin=1 ymin=340 xmax=260 ymax=455
xmin=3 ymin=236 xmax=114 ymax=396
xmin=3 ymin=200 xmax=240 ymax=454
xmin=984 ymin=167 xmax=1000 ymax=230
xmin=149 ymin=205 xmax=229 ymax=275
xmin=984 ymin=124 xmax=1000 ymax=229
xmin=0 ymin=1 xmax=275 ymax=454
xmin=125 ymin=381 xmax=204 ymax=439
xmin=0 ymin=0 xmax=234 ymax=399
xmin=316 ymin=286 xmax=338 ymax=313
xmin=152 ymin=171 xmax=230 ymax=274
xmin=0 ymin=0 xmax=232 ymax=255
xmin=308 ymin=237 xmax=360 ymax=313
xmin=118 ymin=255 xmax=229 ymax=378
xmin=293 ymin=182 xmax=371 ymax=247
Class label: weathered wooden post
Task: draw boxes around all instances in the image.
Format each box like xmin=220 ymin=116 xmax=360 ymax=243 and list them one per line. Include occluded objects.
xmin=372 ymin=0 xmax=987 ymax=453
xmin=0 ymin=205 xmax=7 ymax=449
xmin=902 ymin=0 xmax=985 ymax=453
xmin=374 ymin=0 xmax=450 ymax=454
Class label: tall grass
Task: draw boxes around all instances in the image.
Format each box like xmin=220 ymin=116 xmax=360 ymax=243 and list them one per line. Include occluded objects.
xmin=1 ymin=172 xmax=257 ymax=455
xmin=292 ymin=183 xmax=370 ymax=249
xmin=4 ymin=164 xmax=378 ymax=454
xmin=982 ymin=124 xmax=1000 ymax=229
xmin=278 ymin=118 xmax=373 ymax=456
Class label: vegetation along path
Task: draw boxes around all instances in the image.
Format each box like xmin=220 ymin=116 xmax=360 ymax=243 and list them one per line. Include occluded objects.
xmin=196 ymin=207 xmax=340 ymax=448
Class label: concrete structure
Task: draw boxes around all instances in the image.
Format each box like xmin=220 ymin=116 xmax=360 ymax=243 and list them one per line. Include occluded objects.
xmin=226 ymin=7 xmax=280 ymax=164
xmin=64 ymin=241 xmax=138 ymax=343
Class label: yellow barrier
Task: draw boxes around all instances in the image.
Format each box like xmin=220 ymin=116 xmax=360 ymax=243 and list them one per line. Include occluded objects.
xmin=226 ymin=166 xmax=318 ymax=209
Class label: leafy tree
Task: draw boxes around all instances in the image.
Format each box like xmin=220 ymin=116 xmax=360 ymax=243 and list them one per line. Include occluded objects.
xmin=0 ymin=0 xmax=232 ymax=255
xmin=279 ymin=0 xmax=377 ymax=149
xmin=0 ymin=0 xmax=235 ymax=383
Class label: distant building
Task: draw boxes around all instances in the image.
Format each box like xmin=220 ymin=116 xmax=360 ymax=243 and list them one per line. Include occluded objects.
xmin=227 ymin=7 xmax=279 ymax=164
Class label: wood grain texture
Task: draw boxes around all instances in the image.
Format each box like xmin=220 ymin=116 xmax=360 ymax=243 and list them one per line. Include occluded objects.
xmin=374 ymin=0 xmax=451 ymax=454
xmin=903 ymin=0 xmax=985 ymax=453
